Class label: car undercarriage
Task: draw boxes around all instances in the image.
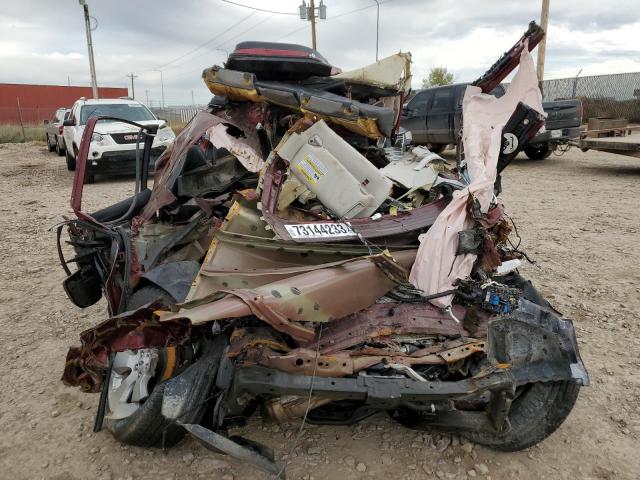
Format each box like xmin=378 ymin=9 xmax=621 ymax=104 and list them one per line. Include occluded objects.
xmin=57 ymin=22 xmax=588 ymax=477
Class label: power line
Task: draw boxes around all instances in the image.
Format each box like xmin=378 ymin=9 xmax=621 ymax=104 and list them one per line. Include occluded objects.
xmin=154 ymin=11 xmax=256 ymax=70
xmin=162 ymin=13 xmax=276 ymax=72
xmin=221 ymin=0 xmax=297 ymax=15
xmin=332 ymin=0 xmax=392 ymax=20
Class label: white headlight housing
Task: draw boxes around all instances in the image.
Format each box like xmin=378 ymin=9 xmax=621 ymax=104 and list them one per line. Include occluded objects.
xmin=157 ymin=127 xmax=175 ymax=142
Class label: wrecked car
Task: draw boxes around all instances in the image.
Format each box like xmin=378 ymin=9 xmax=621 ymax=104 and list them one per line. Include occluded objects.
xmin=58 ymin=22 xmax=588 ymax=477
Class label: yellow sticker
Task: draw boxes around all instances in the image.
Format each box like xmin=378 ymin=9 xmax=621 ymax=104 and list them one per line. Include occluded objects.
xmin=295 ymin=151 xmax=327 ymax=185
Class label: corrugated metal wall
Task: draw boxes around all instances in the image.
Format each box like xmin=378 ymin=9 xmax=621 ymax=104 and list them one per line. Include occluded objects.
xmin=0 ymin=84 xmax=129 ymax=124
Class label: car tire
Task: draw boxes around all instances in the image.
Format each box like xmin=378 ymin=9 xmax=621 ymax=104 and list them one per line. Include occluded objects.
xmin=391 ymin=380 xmax=579 ymax=452
xmin=65 ymin=147 xmax=76 ymax=171
xmin=461 ymin=381 xmax=580 ymax=451
xmin=105 ymin=372 xmax=187 ymax=448
xmin=104 ymin=337 xmax=226 ymax=448
xmin=46 ymin=134 xmax=55 ymax=152
xmin=524 ymin=143 xmax=552 ymax=160
xmin=56 ymin=138 xmax=65 ymax=156
xmin=426 ymin=144 xmax=446 ymax=154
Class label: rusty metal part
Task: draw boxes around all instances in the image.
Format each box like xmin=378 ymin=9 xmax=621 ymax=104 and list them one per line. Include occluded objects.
xmin=265 ymin=396 xmax=332 ymax=423
xmin=305 ymin=303 xmax=484 ymax=353
xmin=158 ymin=250 xmax=417 ymax=343
xmin=228 ymin=327 xmax=290 ymax=358
xmin=244 ymin=341 xmax=486 ymax=377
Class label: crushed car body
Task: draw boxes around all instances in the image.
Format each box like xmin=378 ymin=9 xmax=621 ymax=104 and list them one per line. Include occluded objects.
xmin=57 ymin=22 xmax=587 ymax=477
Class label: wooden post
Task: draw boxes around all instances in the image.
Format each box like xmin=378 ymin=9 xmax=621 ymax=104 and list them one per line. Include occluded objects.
xmin=310 ymin=0 xmax=317 ymax=50
xmin=537 ymin=0 xmax=550 ymax=86
xmin=16 ymin=97 xmax=26 ymax=143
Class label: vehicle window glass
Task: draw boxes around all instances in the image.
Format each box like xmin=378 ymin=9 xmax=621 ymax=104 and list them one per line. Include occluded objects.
xmin=80 ymin=103 xmax=156 ymax=124
xmin=431 ymin=89 xmax=452 ymax=111
xmin=408 ymin=92 xmax=431 ymax=113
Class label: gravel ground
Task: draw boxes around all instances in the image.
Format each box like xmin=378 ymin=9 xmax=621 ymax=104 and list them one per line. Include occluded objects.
xmin=0 ymin=142 xmax=638 ymax=480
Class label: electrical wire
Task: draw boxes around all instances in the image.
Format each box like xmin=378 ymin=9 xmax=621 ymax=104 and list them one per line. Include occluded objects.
xmin=154 ymin=11 xmax=256 ymax=70
xmin=221 ymin=0 xmax=297 ymax=15
xmin=164 ymin=13 xmax=276 ymax=72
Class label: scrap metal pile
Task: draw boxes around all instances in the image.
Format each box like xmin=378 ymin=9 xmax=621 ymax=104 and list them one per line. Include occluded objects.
xmin=58 ymin=22 xmax=587 ymax=476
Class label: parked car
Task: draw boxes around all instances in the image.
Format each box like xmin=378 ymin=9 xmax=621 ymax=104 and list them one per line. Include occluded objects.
xmin=44 ymin=107 xmax=70 ymax=156
xmin=59 ymin=23 xmax=587 ymax=478
xmin=401 ymin=83 xmax=583 ymax=159
xmin=62 ymin=98 xmax=175 ymax=181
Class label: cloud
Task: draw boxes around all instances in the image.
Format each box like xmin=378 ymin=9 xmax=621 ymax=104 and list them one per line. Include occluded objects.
xmin=1 ymin=0 xmax=639 ymax=104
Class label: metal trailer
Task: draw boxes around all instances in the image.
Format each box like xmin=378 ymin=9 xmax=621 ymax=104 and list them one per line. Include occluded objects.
xmin=574 ymin=124 xmax=640 ymax=159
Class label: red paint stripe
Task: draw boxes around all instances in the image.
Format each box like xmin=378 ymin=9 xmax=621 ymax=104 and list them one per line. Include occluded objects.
xmin=235 ymin=48 xmax=311 ymax=58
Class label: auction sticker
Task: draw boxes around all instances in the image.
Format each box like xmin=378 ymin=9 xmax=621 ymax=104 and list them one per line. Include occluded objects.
xmin=285 ymin=222 xmax=356 ymax=239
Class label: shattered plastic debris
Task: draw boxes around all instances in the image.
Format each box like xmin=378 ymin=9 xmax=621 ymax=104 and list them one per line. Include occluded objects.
xmin=380 ymin=146 xmax=446 ymax=191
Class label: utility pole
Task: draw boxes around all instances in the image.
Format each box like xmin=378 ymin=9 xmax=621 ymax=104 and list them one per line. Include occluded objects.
xmin=309 ymin=0 xmax=317 ymax=50
xmin=67 ymin=75 xmax=71 ymax=87
xmin=374 ymin=0 xmax=380 ymax=61
xmin=299 ymin=1 xmax=326 ymax=50
xmin=145 ymin=89 xmax=150 ymax=106
xmin=537 ymin=0 xmax=550 ymax=85
xmin=126 ymin=73 xmax=138 ymax=99
xmin=191 ymin=90 xmax=195 ymax=107
xmin=79 ymin=0 xmax=99 ymax=99
xmin=153 ymin=69 xmax=165 ymax=110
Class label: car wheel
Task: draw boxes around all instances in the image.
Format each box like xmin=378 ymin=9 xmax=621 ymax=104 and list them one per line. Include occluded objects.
xmin=104 ymin=347 xmax=189 ymax=448
xmin=46 ymin=134 xmax=55 ymax=152
xmin=56 ymin=138 xmax=65 ymax=156
xmin=426 ymin=144 xmax=446 ymax=154
xmin=390 ymin=380 xmax=579 ymax=452
xmin=104 ymin=336 xmax=226 ymax=448
xmin=65 ymin=147 xmax=76 ymax=171
xmin=461 ymin=381 xmax=580 ymax=451
xmin=524 ymin=143 xmax=552 ymax=160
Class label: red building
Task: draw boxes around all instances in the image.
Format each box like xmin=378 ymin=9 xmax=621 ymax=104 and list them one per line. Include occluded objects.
xmin=0 ymin=83 xmax=129 ymax=124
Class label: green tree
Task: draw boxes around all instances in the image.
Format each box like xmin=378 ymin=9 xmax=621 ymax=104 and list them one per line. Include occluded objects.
xmin=422 ymin=67 xmax=455 ymax=88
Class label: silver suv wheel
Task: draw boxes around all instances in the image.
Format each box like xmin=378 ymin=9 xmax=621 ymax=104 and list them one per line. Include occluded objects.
xmin=106 ymin=349 xmax=159 ymax=420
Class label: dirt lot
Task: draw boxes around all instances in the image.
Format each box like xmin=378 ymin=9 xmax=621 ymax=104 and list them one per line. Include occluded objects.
xmin=0 ymin=142 xmax=638 ymax=480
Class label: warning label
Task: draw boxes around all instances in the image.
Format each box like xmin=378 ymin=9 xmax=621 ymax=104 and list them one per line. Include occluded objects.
xmin=294 ymin=151 xmax=328 ymax=185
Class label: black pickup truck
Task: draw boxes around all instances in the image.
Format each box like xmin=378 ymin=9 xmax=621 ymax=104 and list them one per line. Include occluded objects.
xmin=401 ymin=83 xmax=582 ymax=160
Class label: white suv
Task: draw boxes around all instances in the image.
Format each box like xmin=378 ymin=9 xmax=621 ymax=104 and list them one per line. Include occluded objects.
xmin=62 ymin=98 xmax=175 ymax=180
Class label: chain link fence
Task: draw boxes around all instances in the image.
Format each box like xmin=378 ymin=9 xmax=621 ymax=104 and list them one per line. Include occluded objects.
xmin=541 ymin=72 xmax=640 ymax=123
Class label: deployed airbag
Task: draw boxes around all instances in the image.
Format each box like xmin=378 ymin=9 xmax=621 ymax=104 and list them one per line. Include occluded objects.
xmin=409 ymin=42 xmax=544 ymax=307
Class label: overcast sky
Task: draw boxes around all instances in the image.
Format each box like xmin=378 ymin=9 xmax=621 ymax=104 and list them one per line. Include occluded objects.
xmin=2 ymin=0 xmax=640 ymax=106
